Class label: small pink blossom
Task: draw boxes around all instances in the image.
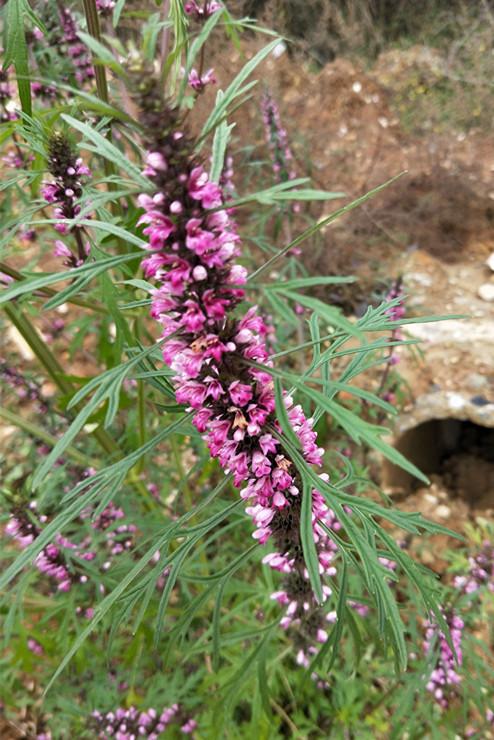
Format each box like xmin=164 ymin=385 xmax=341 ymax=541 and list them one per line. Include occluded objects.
xmin=188 ymin=67 xmax=216 ymax=92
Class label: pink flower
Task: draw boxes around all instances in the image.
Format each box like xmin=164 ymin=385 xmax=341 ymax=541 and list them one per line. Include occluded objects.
xmin=184 ymin=0 xmax=221 ymax=19
xmin=188 ymin=68 xmax=216 ymax=92
xmin=229 ymin=381 xmax=253 ymax=406
xmin=135 ymin=122 xmax=342 ymax=676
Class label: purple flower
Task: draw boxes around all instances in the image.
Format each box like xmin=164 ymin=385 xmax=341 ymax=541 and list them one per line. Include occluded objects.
xmin=90 ymin=704 xmax=195 ymax=737
xmin=454 ymin=540 xmax=494 ymax=595
xmin=261 ymin=90 xmax=300 ymax=222
xmin=133 ymin=100 xmax=344 ymax=666
xmin=188 ymin=68 xmax=216 ymax=92
xmin=423 ymin=609 xmax=464 ymax=708
xmin=31 ymin=82 xmax=58 ymax=100
xmin=59 ymin=8 xmax=95 ymax=84
xmin=42 ymin=133 xmax=92 ymax=268
xmin=96 ymin=0 xmax=116 ymax=15
xmin=184 ymin=0 xmax=221 ymax=20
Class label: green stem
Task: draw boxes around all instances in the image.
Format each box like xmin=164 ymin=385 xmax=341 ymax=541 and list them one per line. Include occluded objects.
xmin=82 ymin=0 xmax=122 ymax=220
xmin=82 ymin=0 xmax=109 ymax=104
xmin=0 ymin=407 xmax=92 ymax=468
xmin=3 ymin=303 xmax=119 ymax=456
xmin=135 ymin=320 xmax=146 ymax=474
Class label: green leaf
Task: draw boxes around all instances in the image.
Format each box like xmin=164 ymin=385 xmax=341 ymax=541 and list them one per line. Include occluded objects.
xmin=0 ymin=252 xmax=142 ymax=306
xmin=273 ymin=378 xmax=302 ymax=451
xmin=112 ymin=0 xmax=126 ymax=26
xmin=178 ymin=9 xmax=224 ymax=101
xmin=4 ymin=0 xmax=31 ymax=116
xmin=200 ymin=38 xmax=281 ymax=141
xmin=267 ymin=276 xmax=355 ymax=290
xmin=323 ymin=399 xmax=428 ymax=483
xmin=210 ymin=94 xmax=235 ymax=183
xmin=248 ymin=172 xmax=406 ymax=282
xmin=76 ymin=32 xmax=125 ymax=75
xmin=300 ymin=473 xmax=324 ymax=604
xmin=61 ymin=115 xmax=150 ymax=188
xmin=266 ymin=188 xmax=345 ymax=202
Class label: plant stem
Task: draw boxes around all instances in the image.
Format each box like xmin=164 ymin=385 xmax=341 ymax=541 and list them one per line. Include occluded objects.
xmin=0 ymin=407 xmax=92 ymax=468
xmin=135 ymin=319 xmax=146 ymax=474
xmin=82 ymin=0 xmax=109 ymax=104
xmin=269 ymin=699 xmax=303 ymax=737
xmin=3 ymin=303 xmax=119 ymax=456
xmin=160 ymin=0 xmax=171 ymax=66
xmin=82 ymin=0 xmax=122 ymax=220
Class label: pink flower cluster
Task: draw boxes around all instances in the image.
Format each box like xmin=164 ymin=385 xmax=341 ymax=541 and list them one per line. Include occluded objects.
xmin=5 ymin=513 xmax=96 ymax=592
xmin=423 ymin=610 xmax=464 ymax=708
xmin=90 ymin=704 xmax=196 ymax=738
xmin=261 ymin=91 xmax=297 ymax=187
xmin=188 ymin=68 xmax=216 ymax=92
xmin=136 ymin=122 xmax=341 ymax=659
xmin=0 ymin=68 xmax=17 ymax=122
xmin=31 ymin=81 xmax=57 ymax=100
xmin=383 ymin=278 xmax=405 ymax=368
xmin=0 ymin=360 xmax=49 ymax=413
xmin=454 ymin=541 xmax=494 ymax=595
xmin=184 ymin=0 xmax=221 ymax=20
xmin=27 ymin=637 xmax=44 ymax=655
xmin=261 ymin=90 xmax=302 ymax=224
xmin=4 ymin=496 xmax=135 ymax=597
xmin=59 ymin=8 xmax=95 ymax=84
xmin=41 ymin=135 xmax=91 ymax=268
xmin=96 ymin=0 xmax=116 ymax=16
xmin=219 ymin=154 xmax=235 ymax=201
xmin=82 ymin=500 xmax=137 ymax=563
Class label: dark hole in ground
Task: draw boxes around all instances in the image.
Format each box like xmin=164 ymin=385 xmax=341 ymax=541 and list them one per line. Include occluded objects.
xmin=384 ymin=419 xmax=494 ymax=508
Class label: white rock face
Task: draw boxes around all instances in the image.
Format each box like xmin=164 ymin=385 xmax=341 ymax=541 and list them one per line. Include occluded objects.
xmin=486 ymin=252 xmax=494 ymax=271
xmin=478 ymin=283 xmax=494 ymax=302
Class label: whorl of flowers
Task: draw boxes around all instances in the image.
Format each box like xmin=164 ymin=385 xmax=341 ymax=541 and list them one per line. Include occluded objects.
xmin=4 ymin=496 xmax=135 ymax=598
xmin=184 ymin=0 xmax=221 ymax=21
xmin=423 ymin=609 xmax=464 ymax=708
xmin=59 ymin=7 xmax=95 ymax=84
xmin=0 ymin=360 xmax=49 ymax=413
xmin=96 ymin=0 xmax=116 ymax=16
xmin=454 ymin=540 xmax=494 ymax=595
xmin=219 ymin=153 xmax=236 ymax=202
xmin=188 ymin=67 xmax=216 ymax=92
xmin=381 ymin=277 xmax=405 ymax=404
xmin=384 ymin=278 xmax=404 ymax=365
xmin=31 ymin=81 xmax=58 ymax=100
xmin=133 ymin=77 xmax=341 ymax=663
xmin=0 ymin=68 xmax=17 ymax=122
xmin=261 ymin=90 xmax=297 ymax=188
xmin=41 ymin=132 xmax=91 ymax=268
xmin=5 ymin=506 xmax=95 ymax=593
xmin=27 ymin=637 xmax=44 ymax=655
xmin=90 ymin=704 xmax=197 ymax=738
